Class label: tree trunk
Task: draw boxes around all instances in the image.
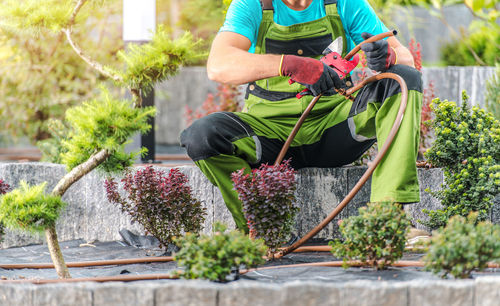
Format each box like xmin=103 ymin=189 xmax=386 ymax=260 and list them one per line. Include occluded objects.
xmin=52 ymin=149 xmax=110 ymax=197
xmin=45 ymin=225 xmax=71 ymax=279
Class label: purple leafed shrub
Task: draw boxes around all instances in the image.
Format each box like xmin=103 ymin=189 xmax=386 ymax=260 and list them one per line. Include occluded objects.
xmin=232 ymin=160 xmax=298 ymax=253
xmin=0 ymin=179 xmax=9 ymax=195
xmin=0 ymin=179 xmax=9 ymax=239
xmin=105 ymin=166 xmax=206 ymax=247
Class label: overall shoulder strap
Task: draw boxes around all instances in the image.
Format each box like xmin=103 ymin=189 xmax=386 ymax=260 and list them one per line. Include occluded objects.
xmin=324 ymin=0 xmax=337 ymax=5
xmin=260 ymin=0 xmax=273 ymax=10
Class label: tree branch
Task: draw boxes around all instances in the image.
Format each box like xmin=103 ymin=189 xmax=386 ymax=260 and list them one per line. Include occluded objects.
xmin=52 ymin=149 xmax=110 ymax=197
xmin=62 ymin=0 xmax=123 ymax=83
xmin=66 ymin=0 xmax=87 ymax=28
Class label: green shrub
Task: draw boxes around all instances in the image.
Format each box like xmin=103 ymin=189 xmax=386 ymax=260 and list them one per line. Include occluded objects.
xmin=174 ymin=222 xmax=267 ymax=282
xmin=423 ymin=92 xmax=500 ymax=228
xmin=0 ymin=181 xmax=66 ymax=233
xmin=329 ymin=202 xmax=410 ymax=270
xmin=424 ymin=213 xmax=500 ymax=279
xmin=441 ymin=28 xmax=500 ymax=66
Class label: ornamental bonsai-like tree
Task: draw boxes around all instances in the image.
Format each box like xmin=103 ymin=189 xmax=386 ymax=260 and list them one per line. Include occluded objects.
xmin=0 ymin=0 xmax=199 ymax=278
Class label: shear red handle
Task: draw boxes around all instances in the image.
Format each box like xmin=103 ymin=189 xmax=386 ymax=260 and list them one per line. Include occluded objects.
xmin=292 ymin=53 xmax=360 ymax=99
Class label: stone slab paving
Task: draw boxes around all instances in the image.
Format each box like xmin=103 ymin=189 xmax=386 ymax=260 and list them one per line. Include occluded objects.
xmin=0 ymin=163 xmax=498 ymax=248
xmin=0 ymin=277 xmax=500 ymax=306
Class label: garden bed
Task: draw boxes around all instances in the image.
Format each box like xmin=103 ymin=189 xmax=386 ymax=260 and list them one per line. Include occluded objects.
xmin=0 ymin=238 xmax=499 ymax=306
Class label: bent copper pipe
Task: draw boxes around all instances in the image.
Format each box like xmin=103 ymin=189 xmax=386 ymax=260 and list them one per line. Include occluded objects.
xmin=0 ymin=256 xmax=174 ymax=270
xmin=275 ymin=72 xmax=408 ymax=259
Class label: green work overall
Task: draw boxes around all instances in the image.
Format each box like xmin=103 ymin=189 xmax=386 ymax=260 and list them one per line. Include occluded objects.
xmin=180 ymin=0 xmax=423 ymax=231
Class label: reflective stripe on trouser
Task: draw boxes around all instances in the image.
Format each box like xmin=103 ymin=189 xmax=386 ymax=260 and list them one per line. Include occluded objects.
xmin=180 ymin=65 xmax=423 ymax=231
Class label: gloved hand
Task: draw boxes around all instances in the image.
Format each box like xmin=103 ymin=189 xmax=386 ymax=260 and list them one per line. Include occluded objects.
xmin=281 ymin=55 xmax=346 ymax=96
xmin=360 ymin=32 xmax=396 ymax=72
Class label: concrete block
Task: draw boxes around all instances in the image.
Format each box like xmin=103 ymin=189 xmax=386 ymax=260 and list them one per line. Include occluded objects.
xmin=342 ymin=166 xmax=371 ymax=220
xmin=92 ymin=282 xmax=156 ymax=306
xmin=154 ymin=280 xmax=217 ymax=306
xmin=404 ymin=168 xmax=444 ymax=231
xmin=295 ymin=167 xmax=347 ymax=239
xmin=282 ymin=281 xmax=341 ymax=306
xmin=408 ymin=280 xmax=474 ymax=306
xmin=82 ymin=170 xmax=144 ymax=243
xmin=474 ymin=276 xmax=500 ymax=306
xmin=32 ymin=284 xmax=92 ymax=306
xmin=0 ymin=284 xmax=34 ymax=306
xmin=217 ymin=281 xmax=283 ymax=306
xmin=342 ymin=281 xmax=407 ymax=306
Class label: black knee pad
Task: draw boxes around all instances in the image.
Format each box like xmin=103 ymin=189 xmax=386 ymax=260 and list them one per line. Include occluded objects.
xmin=387 ymin=65 xmax=423 ymax=93
xmin=180 ymin=112 xmax=254 ymax=161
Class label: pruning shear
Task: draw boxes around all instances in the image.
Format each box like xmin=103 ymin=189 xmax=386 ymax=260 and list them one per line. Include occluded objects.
xmin=290 ymin=36 xmax=360 ymax=99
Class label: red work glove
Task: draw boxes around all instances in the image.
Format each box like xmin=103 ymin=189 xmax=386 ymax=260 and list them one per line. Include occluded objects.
xmin=281 ymin=55 xmax=346 ymax=96
xmin=360 ymin=32 xmax=396 ymax=72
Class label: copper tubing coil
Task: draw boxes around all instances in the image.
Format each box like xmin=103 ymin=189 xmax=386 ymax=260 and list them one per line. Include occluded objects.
xmin=270 ymin=31 xmax=407 ymax=260
xmin=0 ymin=31 xmax=422 ymax=283
xmin=275 ymin=71 xmax=408 ymax=258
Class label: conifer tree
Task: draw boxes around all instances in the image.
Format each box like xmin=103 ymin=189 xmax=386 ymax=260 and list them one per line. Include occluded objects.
xmin=0 ymin=0 xmax=199 ymax=278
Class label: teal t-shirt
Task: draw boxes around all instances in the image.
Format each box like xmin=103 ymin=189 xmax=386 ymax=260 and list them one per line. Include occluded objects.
xmin=220 ymin=0 xmax=389 ymax=53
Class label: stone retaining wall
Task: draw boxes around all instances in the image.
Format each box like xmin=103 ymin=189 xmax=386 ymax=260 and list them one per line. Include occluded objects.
xmin=1 ymin=277 xmax=500 ymax=306
xmin=0 ymin=163 xmax=498 ymax=249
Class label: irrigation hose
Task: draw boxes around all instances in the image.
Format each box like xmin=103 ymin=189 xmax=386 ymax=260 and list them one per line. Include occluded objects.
xmin=0 ymin=30 xmax=446 ymax=284
xmin=275 ymin=72 xmax=408 ymax=259
xmin=0 ymin=256 xmax=174 ymax=270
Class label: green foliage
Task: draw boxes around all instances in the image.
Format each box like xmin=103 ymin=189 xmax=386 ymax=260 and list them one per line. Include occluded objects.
xmin=0 ymin=2 xmax=122 ymax=144
xmin=441 ymin=26 xmax=500 ymax=66
xmin=116 ymin=27 xmax=201 ymax=95
xmin=0 ymin=181 xmax=67 ymax=233
xmin=37 ymin=119 xmax=70 ymax=163
xmin=329 ymin=202 xmax=410 ymax=270
xmin=423 ymin=93 xmax=500 ymax=228
xmin=174 ymin=222 xmax=267 ymax=282
xmin=0 ymin=0 xmax=74 ymax=34
xmin=485 ymin=64 xmax=500 ymax=120
xmin=424 ymin=212 xmax=500 ymax=278
xmin=60 ymin=89 xmax=155 ymax=173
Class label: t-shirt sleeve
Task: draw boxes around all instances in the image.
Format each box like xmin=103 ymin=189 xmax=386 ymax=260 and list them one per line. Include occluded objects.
xmin=219 ymin=0 xmax=262 ymax=51
xmin=339 ymin=0 xmax=389 ymax=47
